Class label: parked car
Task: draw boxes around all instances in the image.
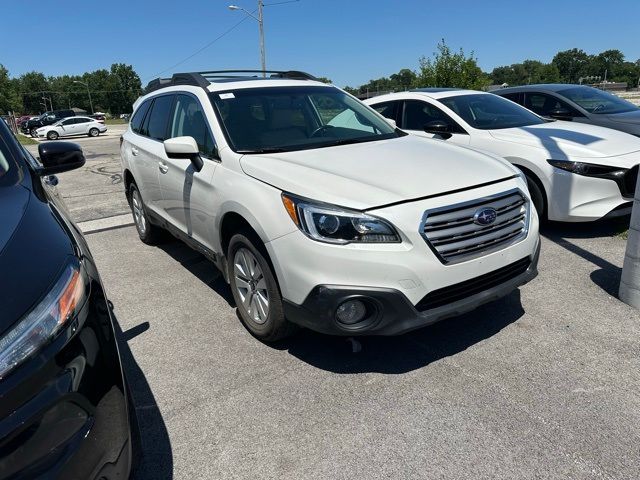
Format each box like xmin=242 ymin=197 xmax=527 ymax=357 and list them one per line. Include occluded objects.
xmin=90 ymin=114 xmax=106 ymax=124
xmin=120 ymin=70 xmax=540 ymax=342
xmin=22 ymin=109 xmax=76 ymax=136
xmin=16 ymin=115 xmax=37 ymax=127
xmin=36 ymin=116 xmax=108 ymax=140
xmin=494 ymin=84 xmax=640 ymax=137
xmin=366 ymin=89 xmax=640 ymax=222
xmin=0 ymin=120 xmax=137 ymax=477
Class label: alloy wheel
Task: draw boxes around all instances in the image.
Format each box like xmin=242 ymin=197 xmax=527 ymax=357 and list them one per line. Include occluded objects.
xmin=233 ymin=247 xmax=270 ymax=324
xmin=131 ymin=189 xmax=146 ymax=235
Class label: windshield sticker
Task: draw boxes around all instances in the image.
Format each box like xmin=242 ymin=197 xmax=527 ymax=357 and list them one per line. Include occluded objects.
xmin=219 ymin=93 xmax=235 ymax=100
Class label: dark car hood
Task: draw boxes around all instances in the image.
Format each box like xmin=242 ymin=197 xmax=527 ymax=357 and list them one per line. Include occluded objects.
xmin=607 ymin=109 xmax=640 ymax=125
xmin=0 ymin=183 xmax=75 ymax=334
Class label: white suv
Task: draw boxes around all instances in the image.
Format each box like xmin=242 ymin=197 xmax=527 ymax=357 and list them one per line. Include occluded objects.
xmin=120 ymin=70 xmax=540 ymax=342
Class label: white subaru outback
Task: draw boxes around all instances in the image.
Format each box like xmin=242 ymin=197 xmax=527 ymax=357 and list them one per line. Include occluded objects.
xmin=120 ymin=70 xmax=540 ymax=342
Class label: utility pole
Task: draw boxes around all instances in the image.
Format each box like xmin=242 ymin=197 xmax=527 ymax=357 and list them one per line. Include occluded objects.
xmin=229 ymin=1 xmax=266 ymax=77
xmin=74 ymin=80 xmax=94 ymax=114
xmin=620 ymin=176 xmax=640 ymax=308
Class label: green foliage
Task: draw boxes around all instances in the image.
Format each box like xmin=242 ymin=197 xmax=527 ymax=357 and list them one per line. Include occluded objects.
xmin=316 ymin=76 xmax=332 ymax=84
xmin=0 ymin=65 xmax=21 ymax=114
xmin=417 ymin=40 xmax=487 ymax=90
xmin=491 ymin=60 xmax=560 ymax=86
xmin=10 ymin=64 xmax=142 ymax=115
xmin=345 ymin=69 xmax=418 ymax=96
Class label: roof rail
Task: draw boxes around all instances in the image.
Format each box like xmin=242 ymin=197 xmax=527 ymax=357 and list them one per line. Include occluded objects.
xmin=144 ymin=69 xmax=318 ymax=93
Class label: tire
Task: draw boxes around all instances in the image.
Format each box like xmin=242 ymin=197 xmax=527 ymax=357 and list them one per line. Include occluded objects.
xmin=227 ymin=232 xmax=295 ymax=342
xmin=526 ymin=175 xmax=546 ymax=222
xmin=89 ymin=127 xmax=99 ymax=137
xmin=129 ymin=183 xmax=162 ymax=244
xmin=46 ymin=131 xmax=59 ymax=140
xmin=30 ymin=128 xmax=38 ymax=137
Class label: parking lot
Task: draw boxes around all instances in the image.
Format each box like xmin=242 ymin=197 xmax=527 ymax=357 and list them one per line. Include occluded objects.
xmin=32 ymin=132 xmax=640 ymax=479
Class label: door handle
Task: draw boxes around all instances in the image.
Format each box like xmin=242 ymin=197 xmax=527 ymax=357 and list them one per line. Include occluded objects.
xmin=159 ymin=163 xmax=168 ymax=174
xmin=131 ymin=147 xmax=139 ymax=156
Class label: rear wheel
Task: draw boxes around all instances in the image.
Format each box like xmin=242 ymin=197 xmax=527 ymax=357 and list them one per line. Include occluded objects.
xmin=46 ymin=131 xmax=59 ymax=140
xmin=89 ymin=127 xmax=99 ymax=137
xmin=30 ymin=128 xmax=38 ymax=137
xmin=129 ymin=183 xmax=161 ymax=244
xmin=228 ymin=232 xmax=295 ymax=342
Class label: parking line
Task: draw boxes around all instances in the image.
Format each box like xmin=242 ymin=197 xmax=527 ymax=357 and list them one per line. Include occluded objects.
xmin=78 ymin=213 xmax=134 ymax=234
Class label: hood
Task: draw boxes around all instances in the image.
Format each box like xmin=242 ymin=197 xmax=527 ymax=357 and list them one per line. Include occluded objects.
xmin=0 ymin=182 xmax=75 ymax=333
xmin=606 ymin=109 xmax=640 ymax=126
xmin=239 ymin=135 xmax=517 ymax=210
xmin=488 ymin=121 xmax=640 ymax=159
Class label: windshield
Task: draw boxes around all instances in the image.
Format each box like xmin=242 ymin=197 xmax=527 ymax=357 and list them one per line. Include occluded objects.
xmin=209 ymin=86 xmax=399 ymax=153
xmin=440 ymin=94 xmax=546 ymax=130
xmin=559 ymin=87 xmax=637 ymax=114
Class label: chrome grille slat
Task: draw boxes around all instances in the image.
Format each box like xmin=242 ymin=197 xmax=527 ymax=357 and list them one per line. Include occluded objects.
xmin=421 ymin=189 xmax=529 ymax=264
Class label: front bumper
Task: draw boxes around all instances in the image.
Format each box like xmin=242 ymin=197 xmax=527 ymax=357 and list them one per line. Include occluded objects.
xmin=284 ymin=240 xmax=539 ymax=335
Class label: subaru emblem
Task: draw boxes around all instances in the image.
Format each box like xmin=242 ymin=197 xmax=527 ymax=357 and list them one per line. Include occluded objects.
xmin=474 ymin=207 xmax=497 ymax=226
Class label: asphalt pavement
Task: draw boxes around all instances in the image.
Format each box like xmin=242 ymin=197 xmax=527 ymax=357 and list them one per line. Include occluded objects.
xmin=42 ymin=130 xmax=640 ymax=479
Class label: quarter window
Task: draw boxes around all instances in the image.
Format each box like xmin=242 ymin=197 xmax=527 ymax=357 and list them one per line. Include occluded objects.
xmin=131 ymin=100 xmax=152 ymax=134
xmin=169 ymin=95 xmax=218 ymax=158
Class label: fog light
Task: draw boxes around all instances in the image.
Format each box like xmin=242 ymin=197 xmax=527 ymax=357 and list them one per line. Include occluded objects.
xmin=336 ymin=299 xmax=367 ymax=325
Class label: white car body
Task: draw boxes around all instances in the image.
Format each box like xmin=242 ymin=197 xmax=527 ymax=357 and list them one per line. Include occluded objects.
xmin=120 ymin=73 xmax=540 ymax=339
xmin=36 ymin=116 xmax=107 ymax=139
xmin=365 ymin=90 xmax=640 ymax=222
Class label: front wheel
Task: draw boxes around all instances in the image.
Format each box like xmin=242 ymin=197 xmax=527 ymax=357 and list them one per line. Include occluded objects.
xmin=526 ymin=175 xmax=546 ymax=222
xmin=89 ymin=127 xmax=99 ymax=137
xmin=228 ymin=232 xmax=295 ymax=342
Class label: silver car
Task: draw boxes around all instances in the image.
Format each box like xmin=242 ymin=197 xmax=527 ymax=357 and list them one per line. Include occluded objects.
xmin=36 ymin=116 xmax=108 ymax=140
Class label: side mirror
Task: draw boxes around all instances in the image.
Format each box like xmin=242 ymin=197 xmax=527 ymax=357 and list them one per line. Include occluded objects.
xmin=423 ymin=120 xmax=453 ymax=139
xmin=164 ymin=136 xmax=203 ymax=172
xmin=548 ymin=108 xmax=573 ymax=121
xmin=386 ymin=118 xmax=397 ymax=128
xmin=37 ymin=142 xmax=85 ymax=175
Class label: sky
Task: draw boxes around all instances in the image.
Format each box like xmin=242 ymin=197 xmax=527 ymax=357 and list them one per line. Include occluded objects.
xmin=3 ymin=0 xmax=639 ymax=88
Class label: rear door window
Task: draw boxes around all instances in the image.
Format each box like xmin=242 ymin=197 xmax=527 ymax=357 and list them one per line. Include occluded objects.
xmin=145 ymin=95 xmax=174 ymax=141
xmin=401 ymin=100 xmax=466 ymax=133
xmin=524 ymin=93 xmax=581 ymax=117
xmin=371 ymin=101 xmax=399 ymax=121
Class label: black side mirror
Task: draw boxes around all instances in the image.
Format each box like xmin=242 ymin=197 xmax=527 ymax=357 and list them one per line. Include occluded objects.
xmin=37 ymin=142 xmax=86 ymax=175
xmin=548 ymin=108 xmax=573 ymax=121
xmin=423 ymin=120 xmax=453 ymax=139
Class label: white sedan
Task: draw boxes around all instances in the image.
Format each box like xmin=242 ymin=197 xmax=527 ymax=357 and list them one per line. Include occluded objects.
xmin=36 ymin=116 xmax=108 ymax=140
xmin=366 ymin=90 xmax=640 ymax=222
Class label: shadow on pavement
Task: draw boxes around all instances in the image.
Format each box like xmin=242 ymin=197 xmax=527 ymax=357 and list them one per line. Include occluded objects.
xmin=157 ymin=240 xmax=235 ymax=307
xmin=279 ymin=290 xmax=525 ymax=374
xmin=541 ymin=217 xmax=627 ymax=298
xmin=110 ymin=307 xmax=174 ymax=480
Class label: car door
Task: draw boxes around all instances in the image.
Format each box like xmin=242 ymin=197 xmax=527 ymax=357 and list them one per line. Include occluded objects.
xmin=523 ymin=92 xmax=583 ymax=121
xmin=133 ymin=95 xmax=175 ymax=217
xmin=57 ymin=118 xmax=76 ymax=137
xmin=158 ymin=93 xmax=219 ymax=249
xmin=73 ymin=118 xmax=91 ymax=135
xmin=400 ymin=99 xmax=470 ymax=145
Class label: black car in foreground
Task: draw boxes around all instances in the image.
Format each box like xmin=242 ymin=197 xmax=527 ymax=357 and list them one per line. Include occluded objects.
xmin=22 ymin=110 xmax=76 ymax=137
xmin=0 ymin=120 xmax=137 ymax=478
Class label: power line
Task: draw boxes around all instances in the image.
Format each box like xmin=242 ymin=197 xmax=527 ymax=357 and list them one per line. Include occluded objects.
xmin=19 ymin=89 xmax=142 ymax=95
xmin=143 ymin=14 xmax=254 ymax=81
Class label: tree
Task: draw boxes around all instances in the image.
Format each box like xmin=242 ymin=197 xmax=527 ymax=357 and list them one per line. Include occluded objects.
xmin=316 ymin=76 xmax=332 ymax=84
xmin=552 ymin=48 xmax=590 ymax=83
xmin=109 ymin=63 xmax=143 ymax=114
xmin=0 ymin=65 xmax=21 ymax=114
xmin=17 ymin=72 xmax=49 ymax=114
xmin=417 ymin=40 xmax=486 ymax=90
xmin=390 ymin=69 xmax=418 ymax=90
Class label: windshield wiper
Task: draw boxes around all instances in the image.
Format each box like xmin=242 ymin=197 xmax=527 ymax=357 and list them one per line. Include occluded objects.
xmin=237 ymin=147 xmax=292 ymax=154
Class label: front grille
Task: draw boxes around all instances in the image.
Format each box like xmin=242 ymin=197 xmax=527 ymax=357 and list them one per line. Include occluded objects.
xmin=421 ymin=189 xmax=529 ymax=264
xmin=621 ymin=165 xmax=639 ymax=198
xmin=416 ymin=257 xmax=531 ymax=311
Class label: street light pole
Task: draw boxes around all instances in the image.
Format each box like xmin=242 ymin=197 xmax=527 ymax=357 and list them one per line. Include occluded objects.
xmin=74 ymin=80 xmax=94 ymax=114
xmin=229 ymin=1 xmax=266 ymax=77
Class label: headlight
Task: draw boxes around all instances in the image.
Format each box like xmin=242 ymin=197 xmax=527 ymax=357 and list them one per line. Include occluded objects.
xmin=0 ymin=260 xmax=87 ymax=379
xmin=547 ymin=159 xmax=627 ymax=179
xmin=281 ymin=193 xmax=400 ymax=244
